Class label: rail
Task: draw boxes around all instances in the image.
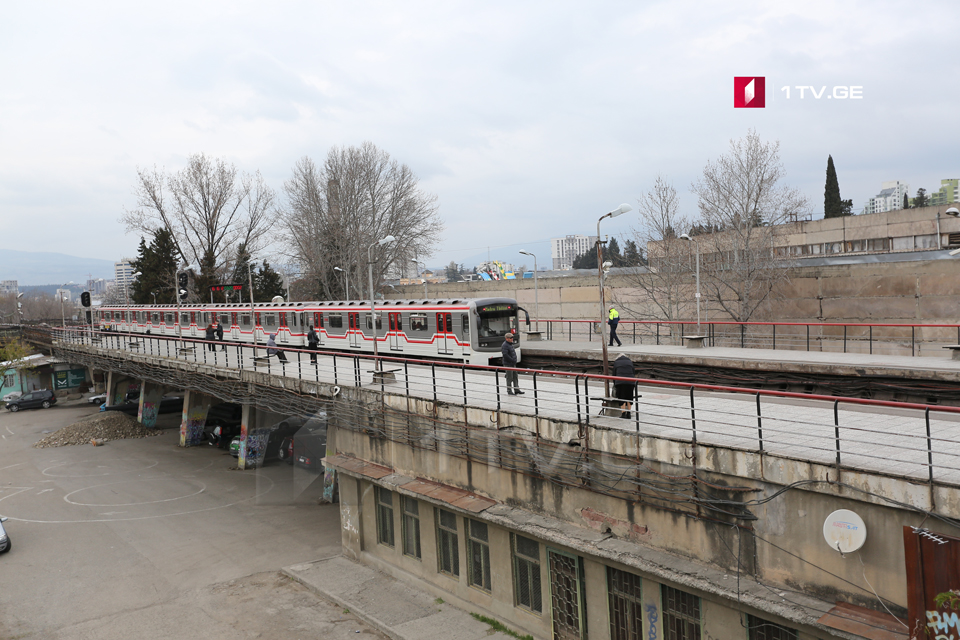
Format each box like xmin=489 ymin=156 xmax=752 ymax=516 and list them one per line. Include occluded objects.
xmin=539 ymin=318 xmax=960 ymax=358
xmin=50 ymin=326 xmax=960 ymax=489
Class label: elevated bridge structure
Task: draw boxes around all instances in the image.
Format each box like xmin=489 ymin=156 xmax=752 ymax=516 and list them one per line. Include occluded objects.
xmin=43 ymin=326 xmax=960 ymax=640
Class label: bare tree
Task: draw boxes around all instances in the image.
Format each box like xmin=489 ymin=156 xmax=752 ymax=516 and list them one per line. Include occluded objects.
xmin=122 ymin=153 xmax=275 ymax=282
xmin=615 ymin=176 xmax=694 ymax=321
xmin=280 ymin=143 xmax=443 ymax=300
xmin=691 ymin=130 xmax=807 ymax=322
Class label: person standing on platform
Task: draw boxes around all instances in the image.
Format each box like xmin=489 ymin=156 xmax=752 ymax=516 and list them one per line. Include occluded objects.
xmin=612 ymin=353 xmax=637 ymax=419
xmin=204 ymin=322 xmax=216 ymax=351
xmin=608 ymin=306 xmax=622 ymax=347
xmin=307 ymin=325 xmax=319 ymax=363
xmin=501 ymin=332 xmax=523 ymax=395
xmin=215 ymin=320 xmax=225 ymax=351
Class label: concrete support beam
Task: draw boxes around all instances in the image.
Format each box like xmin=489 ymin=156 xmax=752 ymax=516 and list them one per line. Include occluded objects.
xmin=239 ymin=404 xmax=257 ymax=470
xmin=137 ymin=381 xmax=166 ymax=428
xmin=179 ymin=390 xmax=212 ymax=447
xmin=105 ymin=370 xmax=132 ymax=406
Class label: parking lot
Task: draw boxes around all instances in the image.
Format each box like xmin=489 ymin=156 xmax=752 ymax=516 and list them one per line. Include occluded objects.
xmin=0 ymin=400 xmax=382 ymax=640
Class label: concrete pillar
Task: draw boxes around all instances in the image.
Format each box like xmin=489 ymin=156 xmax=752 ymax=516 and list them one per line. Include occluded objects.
xmin=239 ymin=404 xmax=256 ymax=470
xmin=179 ymin=390 xmax=212 ymax=447
xmin=105 ymin=371 xmax=132 ymax=406
xmin=137 ymin=381 xmax=166 ymax=428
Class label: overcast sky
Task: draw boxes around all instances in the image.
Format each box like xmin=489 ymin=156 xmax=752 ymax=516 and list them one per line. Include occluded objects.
xmin=2 ymin=1 xmax=957 ymax=271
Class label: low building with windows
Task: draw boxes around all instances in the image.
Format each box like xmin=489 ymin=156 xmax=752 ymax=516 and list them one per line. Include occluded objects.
xmin=324 ymin=389 xmax=928 ymax=640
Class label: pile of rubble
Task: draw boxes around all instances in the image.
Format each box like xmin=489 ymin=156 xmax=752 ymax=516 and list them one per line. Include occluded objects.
xmin=34 ymin=412 xmax=163 ymax=448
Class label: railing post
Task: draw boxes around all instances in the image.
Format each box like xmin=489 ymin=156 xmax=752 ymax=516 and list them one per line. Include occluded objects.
xmin=870 ymin=326 xmax=873 ymax=355
xmin=584 ymin=376 xmax=590 ymax=426
xmin=332 ymin=354 xmax=338 ymax=385
xmin=689 ymin=386 xmax=697 ymax=444
xmin=740 ymin=324 xmax=745 ymax=348
xmin=912 ymin=326 xmax=916 ymax=357
xmin=575 ymin=376 xmax=582 ymax=426
xmin=462 ymin=366 xmax=467 ymax=407
xmin=533 ymin=372 xmax=539 ymax=417
xmin=806 ymin=324 xmax=810 ymax=352
xmin=834 ymin=400 xmax=841 ymax=469
xmin=772 ymin=324 xmax=776 ymax=351
xmin=843 ymin=326 xmax=847 ymax=353
xmin=756 ymin=393 xmax=763 ymax=453
xmin=657 ymin=323 xmax=660 ymax=346
xmin=926 ymin=407 xmax=934 ymax=485
xmin=431 ymin=363 xmax=437 ymax=405
xmin=495 ymin=370 xmax=501 ymax=412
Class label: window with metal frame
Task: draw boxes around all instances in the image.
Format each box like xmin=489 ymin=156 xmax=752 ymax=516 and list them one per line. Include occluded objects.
xmin=4 ymin=373 xmax=15 ymax=388
xmin=410 ymin=313 xmax=428 ymax=331
xmin=512 ymin=534 xmax=542 ymax=613
xmin=661 ymin=585 xmax=701 ymax=640
xmin=436 ymin=508 xmax=460 ymax=577
xmin=608 ymin=567 xmax=643 ymax=640
xmin=365 ymin=314 xmax=383 ymax=330
xmin=180 ymin=313 xmax=190 ymax=326
xmin=152 ymin=312 xmax=160 ymax=323
xmin=746 ymin=615 xmax=797 ymax=640
xmin=467 ymin=519 xmax=491 ymax=591
xmin=376 ymin=486 xmax=395 ymax=547
xmin=461 ymin=315 xmax=470 ymax=338
xmin=401 ymin=496 xmax=422 ymax=559
xmin=264 ymin=313 xmax=277 ymax=327
xmin=164 ymin=313 xmax=174 ymax=325
xmin=329 ymin=314 xmax=343 ymax=329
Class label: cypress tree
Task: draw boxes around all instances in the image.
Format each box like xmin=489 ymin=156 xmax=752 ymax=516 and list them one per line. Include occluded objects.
xmin=824 ymin=155 xmax=842 ymax=218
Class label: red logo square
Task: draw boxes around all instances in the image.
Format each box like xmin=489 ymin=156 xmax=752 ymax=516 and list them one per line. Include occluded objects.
xmin=734 ymin=77 xmax=765 ymax=108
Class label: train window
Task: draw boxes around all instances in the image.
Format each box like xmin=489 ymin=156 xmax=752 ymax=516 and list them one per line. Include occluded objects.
xmin=152 ymin=312 xmax=160 ymax=323
xmin=164 ymin=313 xmax=174 ymax=325
xmin=365 ymin=314 xmax=383 ymax=330
xmin=461 ymin=315 xmax=470 ymax=337
xmin=328 ymin=314 xmax=343 ymax=329
xmin=318 ymin=312 xmax=324 ymax=328
xmin=300 ymin=312 xmax=306 ymax=327
xmin=410 ymin=314 xmax=428 ymax=331
xmin=290 ymin=312 xmax=297 ymax=327
xmin=220 ymin=313 xmax=230 ymax=325
xmin=240 ymin=314 xmax=251 ymax=327
xmin=264 ymin=313 xmax=277 ymax=327
xmin=180 ymin=313 xmax=190 ymax=326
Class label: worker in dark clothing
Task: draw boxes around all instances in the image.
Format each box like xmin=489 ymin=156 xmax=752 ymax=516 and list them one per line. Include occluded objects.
xmin=307 ymin=325 xmax=319 ymax=363
xmin=205 ymin=322 xmax=216 ymax=351
xmin=501 ymin=332 xmax=523 ymax=395
xmin=608 ymin=306 xmax=622 ymax=347
xmin=215 ymin=321 xmax=225 ymax=351
xmin=612 ymin=353 xmax=637 ymax=418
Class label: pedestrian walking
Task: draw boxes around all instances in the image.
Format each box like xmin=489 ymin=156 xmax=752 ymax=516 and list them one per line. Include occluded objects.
xmin=266 ymin=333 xmax=288 ymax=362
xmin=307 ymin=325 xmax=319 ymax=363
xmin=204 ymin=322 xmax=216 ymax=351
xmin=608 ymin=306 xmax=622 ymax=347
xmin=501 ymin=332 xmax=523 ymax=395
xmin=215 ymin=320 xmax=225 ymax=351
xmin=612 ymin=353 xmax=637 ymax=419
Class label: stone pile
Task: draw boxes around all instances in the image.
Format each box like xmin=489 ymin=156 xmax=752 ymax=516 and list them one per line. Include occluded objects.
xmin=34 ymin=412 xmax=162 ymax=448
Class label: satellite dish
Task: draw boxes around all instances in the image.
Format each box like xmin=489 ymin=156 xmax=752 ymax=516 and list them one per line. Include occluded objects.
xmin=823 ymin=509 xmax=867 ymax=553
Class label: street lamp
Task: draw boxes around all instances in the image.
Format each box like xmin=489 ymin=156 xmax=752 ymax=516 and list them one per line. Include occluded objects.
xmin=59 ymin=281 xmax=74 ymax=328
xmin=597 ymin=204 xmax=632 ymax=392
xmin=15 ymin=292 xmax=23 ymax=326
xmin=247 ymin=261 xmax=259 ymax=357
xmin=175 ymin=264 xmax=198 ymax=347
xmin=334 ymin=266 xmax=349 ymax=301
xmin=151 ymin=291 xmax=158 ymax=305
xmin=679 ymin=234 xmax=701 ymax=333
xmin=519 ymin=250 xmax=539 ymax=332
xmin=368 ymin=235 xmax=396 ymax=372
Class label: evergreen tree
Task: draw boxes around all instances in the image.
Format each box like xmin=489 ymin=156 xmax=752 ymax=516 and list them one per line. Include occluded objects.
xmin=622 ymin=240 xmax=645 ymax=266
xmin=914 ymin=188 xmax=929 ymax=209
xmin=229 ymin=244 xmax=255 ymax=303
xmin=130 ymin=228 xmax=180 ymax=304
xmin=254 ymin=260 xmax=286 ymax=301
xmin=445 ymin=261 xmax=461 ymax=282
xmin=903 ymin=193 xmax=909 ymax=209
xmin=840 ymin=199 xmax=854 ymax=216
xmin=572 ymin=246 xmax=598 ymax=269
xmin=824 ymin=155 xmax=844 ymax=218
xmin=191 ymin=249 xmax=218 ymax=303
xmin=606 ymin=237 xmax=623 ymax=266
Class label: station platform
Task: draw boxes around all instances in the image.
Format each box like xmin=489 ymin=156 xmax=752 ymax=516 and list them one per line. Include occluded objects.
xmin=522 ymin=339 xmax=960 ymax=383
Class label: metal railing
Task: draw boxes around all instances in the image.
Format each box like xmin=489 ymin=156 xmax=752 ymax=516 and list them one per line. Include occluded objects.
xmin=539 ymin=319 xmax=960 ymax=357
xmin=51 ymin=326 xmax=960 ymax=489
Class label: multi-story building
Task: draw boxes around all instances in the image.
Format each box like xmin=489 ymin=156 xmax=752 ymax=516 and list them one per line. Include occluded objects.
xmin=551 ymin=235 xmax=598 ymax=270
xmin=0 ymin=280 xmax=18 ymax=295
xmin=86 ymin=279 xmax=108 ymax=296
xmin=927 ymin=179 xmax=960 ymax=207
xmin=114 ymin=259 xmax=137 ymax=299
xmin=863 ymin=180 xmax=910 ymax=214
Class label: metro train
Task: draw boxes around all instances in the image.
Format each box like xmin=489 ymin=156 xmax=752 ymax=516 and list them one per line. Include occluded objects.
xmin=96 ymin=297 xmax=526 ymax=365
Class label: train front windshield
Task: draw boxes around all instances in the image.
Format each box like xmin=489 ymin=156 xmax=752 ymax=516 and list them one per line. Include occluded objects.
xmin=477 ymin=303 xmax=518 ymax=347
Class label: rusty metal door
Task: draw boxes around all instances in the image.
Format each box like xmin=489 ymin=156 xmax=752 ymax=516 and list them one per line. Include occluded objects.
xmin=549 ymin=549 xmax=586 ymax=640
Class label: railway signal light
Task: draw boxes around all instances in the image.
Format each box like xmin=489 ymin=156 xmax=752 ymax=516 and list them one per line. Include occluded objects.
xmin=178 ymin=272 xmax=189 ymax=289
xmin=80 ymin=291 xmax=91 ymax=307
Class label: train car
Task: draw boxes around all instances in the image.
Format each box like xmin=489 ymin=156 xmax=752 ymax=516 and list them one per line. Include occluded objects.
xmin=96 ymin=297 xmax=525 ymax=365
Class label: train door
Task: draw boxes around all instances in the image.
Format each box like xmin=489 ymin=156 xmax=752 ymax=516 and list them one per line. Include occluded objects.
xmin=389 ymin=312 xmax=402 ymax=351
xmin=348 ymin=312 xmax=361 ymax=348
xmin=436 ymin=312 xmax=453 ymax=355
xmin=313 ymin=312 xmax=324 ymax=345
xmin=461 ymin=313 xmax=472 ymax=356
xmin=279 ymin=313 xmax=288 ymax=344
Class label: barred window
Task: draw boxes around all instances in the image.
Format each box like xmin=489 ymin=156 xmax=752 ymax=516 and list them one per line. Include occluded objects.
xmin=608 ymin=567 xmax=643 ymax=640
xmin=401 ymin=496 xmax=421 ymax=560
xmin=747 ymin=615 xmax=797 ymax=640
xmin=436 ymin=508 xmax=459 ymax=577
xmin=662 ymin=585 xmax=701 ymax=640
xmin=375 ymin=486 xmax=394 ymax=548
xmin=468 ymin=519 xmax=491 ymax=591
xmin=512 ymin=534 xmax=542 ymax=613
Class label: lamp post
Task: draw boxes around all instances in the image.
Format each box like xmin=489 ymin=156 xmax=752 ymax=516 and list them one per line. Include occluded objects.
xmin=334 ymin=266 xmax=349 ymax=301
xmin=248 ymin=261 xmax=258 ymax=358
xmin=59 ymin=281 xmax=74 ymax=328
xmin=519 ymin=250 xmax=539 ymax=332
xmin=597 ymin=204 xmax=632 ymax=393
xmin=368 ymin=235 xmax=396 ymax=372
xmin=16 ymin=292 xmax=23 ymax=326
xmin=151 ymin=292 xmax=158 ymax=305
xmin=679 ymin=234 xmax=701 ymax=333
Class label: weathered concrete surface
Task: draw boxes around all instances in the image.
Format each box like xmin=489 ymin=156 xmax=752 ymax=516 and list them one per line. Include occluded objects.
xmin=283 ymin=556 xmax=513 ymax=640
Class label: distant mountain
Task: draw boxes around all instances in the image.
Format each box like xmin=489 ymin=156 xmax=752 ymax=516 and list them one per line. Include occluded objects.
xmin=0 ymin=249 xmax=117 ymax=286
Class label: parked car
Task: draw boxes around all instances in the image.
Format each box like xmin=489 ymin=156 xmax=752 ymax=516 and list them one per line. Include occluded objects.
xmin=100 ymin=395 xmax=183 ymax=416
xmin=5 ymin=389 xmax=57 ymax=412
xmin=0 ymin=516 xmax=10 ymax=553
xmin=287 ymin=414 xmax=328 ymax=471
xmin=88 ymin=390 xmax=138 ymax=405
